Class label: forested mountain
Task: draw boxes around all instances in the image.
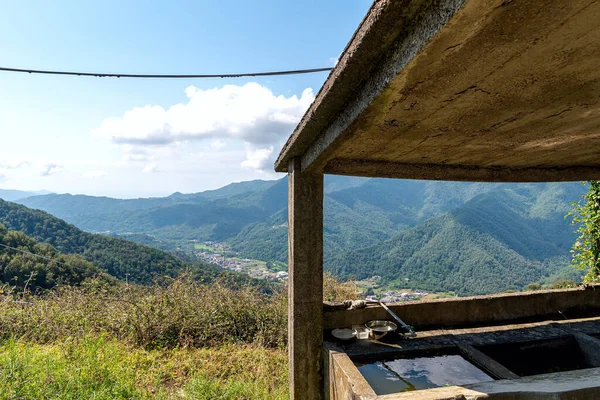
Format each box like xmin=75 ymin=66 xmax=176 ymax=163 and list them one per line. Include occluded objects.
xmin=332 ymin=184 xmax=584 ymax=295
xmin=17 ymin=177 xmax=504 ymax=250
xmin=17 ymin=179 xmax=278 ymax=223
xmin=0 ymin=223 xmax=113 ymax=290
xmin=0 ymin=199 xmax=221 ymax=284
xmin=14 ymin=178 xmax=586 ymax=294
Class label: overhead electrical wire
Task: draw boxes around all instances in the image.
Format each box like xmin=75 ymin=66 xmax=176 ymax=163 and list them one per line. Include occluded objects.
xmin=0 ymin=242 xmax=78 ymax=268
xmin=0 ymin=66 xmax=334 ymax=79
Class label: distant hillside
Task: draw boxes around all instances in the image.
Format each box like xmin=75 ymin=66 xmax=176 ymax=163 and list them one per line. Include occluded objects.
xmin=0 ymin=223 xmax=112 ymax=290
xmin=14 ymin=178 xmax=586 ymax=295
xmin=0 ymin=199 xmax=221 ymax=284
xmin=16 ymin=177 xmax=505 ymax=254
xmin=332 ymin=184 xmax=584 ymax=295
xmin=17 ymin=179 xmax=278 ymax=224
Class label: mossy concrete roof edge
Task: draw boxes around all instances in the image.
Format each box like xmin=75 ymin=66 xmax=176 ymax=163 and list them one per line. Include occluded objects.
xmin=274 ymin=0 xmax=467 ymax=173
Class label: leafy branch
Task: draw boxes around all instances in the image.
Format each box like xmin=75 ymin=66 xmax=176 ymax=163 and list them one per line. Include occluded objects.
xmin=567 ymin=181 xmax=600 ymax=282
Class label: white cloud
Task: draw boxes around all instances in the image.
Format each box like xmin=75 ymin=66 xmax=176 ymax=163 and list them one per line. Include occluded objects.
xmin=92 ymin=83 xmax=314 ymax=170
xmin=211 ymin=139 xmax=225 ymax=150
xmin=123 ymin=146 xmax=155 ymax=162
xmin=0 ymin=173 xmax=6 ymax=183
xmin=241 ymin=146 xmax=274 ymax=171
xmin=0 ymin=160 xmax=30 ymax=170
xmin=82 ymin=170 xmax=107 ymax=178
xmin=142 ymin=162 xmax=159 ymax=173
xmin=40 ymin=163 xmax=66 ymax=176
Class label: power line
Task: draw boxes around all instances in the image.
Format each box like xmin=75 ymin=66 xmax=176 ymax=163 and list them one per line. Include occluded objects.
xmin=0 ymin=66 xmax=333 ymax=79
xmin=0 ymin=242 xmax=78 ymax=269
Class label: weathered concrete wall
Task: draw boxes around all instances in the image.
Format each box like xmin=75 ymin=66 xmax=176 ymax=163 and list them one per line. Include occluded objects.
xmin=324 ymin=285 xmax=600 ymax=331
xmin=325 ymin=288 xmax=600 ymax=399
xmin=324 ymin=344 xmax=377 ymax=400
xmin=326 ymin=340 xmax=600 ymax=399
xmin=574 ymin=333 xmax=600 ymax=368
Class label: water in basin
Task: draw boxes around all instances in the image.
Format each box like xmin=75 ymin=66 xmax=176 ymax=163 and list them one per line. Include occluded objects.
xmin=356 ymin=355 xmax=494 ymax=395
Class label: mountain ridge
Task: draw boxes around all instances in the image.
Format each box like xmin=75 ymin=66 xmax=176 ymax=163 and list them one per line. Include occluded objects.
xmin=13 ymin=178 xmax=587 ymax=295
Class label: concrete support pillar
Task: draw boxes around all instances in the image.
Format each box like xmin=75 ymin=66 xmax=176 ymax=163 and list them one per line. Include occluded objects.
xmin=288 ymin=157 xmax=324 ymax=400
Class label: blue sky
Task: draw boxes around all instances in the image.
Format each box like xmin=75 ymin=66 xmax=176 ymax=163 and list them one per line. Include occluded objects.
xmin=0 ymin=1 xmax=372 ymax=198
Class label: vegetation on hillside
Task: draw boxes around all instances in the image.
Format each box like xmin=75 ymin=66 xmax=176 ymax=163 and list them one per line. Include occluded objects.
xmin=0 ymin=338 xmax=288 ymax=400
xmin=569 ymin=181 xmax=600 ymax=282
xmin=0 ymin=223 xmax=112 ymax=290
xmin=0 ymin=199 xmax=221 ymax=284
xmin=12 ymin=179 xmax=587 ymax=295
xmin=333 ymin=186 xmax=582 ymax=295
xmin=0 ymin=276 xmax=286 ymax=349
xmin=0 ymin=276 xmax=288 ymax=399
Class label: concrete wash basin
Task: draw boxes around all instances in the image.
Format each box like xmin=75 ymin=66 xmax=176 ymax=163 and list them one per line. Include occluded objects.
xmin=351 ymin=334 xmax=600 ymax=397
xmin=324 ymin=286 xmax=600 ymax=399
xmin=354 ymin=349 xmax=495 ymax=395
xmin=327 ymin=328 xmax=600 ymax=399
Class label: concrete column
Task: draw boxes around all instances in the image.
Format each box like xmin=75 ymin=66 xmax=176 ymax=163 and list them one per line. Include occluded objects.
xmin=288 ymin=156 xmax=324 ymax=400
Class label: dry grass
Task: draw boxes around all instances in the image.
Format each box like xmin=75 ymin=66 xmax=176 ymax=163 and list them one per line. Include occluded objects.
xmin=0 ymin=276 xmax=287 ymax=349
xmin=323 ymin=272 xmax=359 ymax=301
xmin=0 ymin=273 xmax=357 ymax=398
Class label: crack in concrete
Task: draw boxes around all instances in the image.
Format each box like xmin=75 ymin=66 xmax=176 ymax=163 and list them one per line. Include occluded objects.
xmin=544 ymin=107 xmax=573 ymax=119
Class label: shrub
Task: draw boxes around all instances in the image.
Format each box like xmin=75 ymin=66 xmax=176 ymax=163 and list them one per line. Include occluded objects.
xmin=323 ymin=272 xmax=359 ymax=301
xmin=0 ymin=275 xmax=287 ymax=349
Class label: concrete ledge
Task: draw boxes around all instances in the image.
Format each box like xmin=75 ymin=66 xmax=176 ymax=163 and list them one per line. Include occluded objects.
xmin=378 ymin=368 xmax=600 ymax=400
xmin=324 ymin=285 xmax=600 ymax=331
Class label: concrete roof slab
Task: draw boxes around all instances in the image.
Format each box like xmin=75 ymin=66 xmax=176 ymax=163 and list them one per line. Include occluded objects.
xmin=276 ymin=0 xmax=600 ymax=182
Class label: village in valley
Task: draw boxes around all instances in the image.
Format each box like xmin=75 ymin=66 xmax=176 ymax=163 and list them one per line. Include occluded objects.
xmin=354 ymin=276 xmax=451 ymax=303
xmin=194 ymin=244 xmax=440 ymax=302
xmin=194 ymin=241 xmax=289 ymax=281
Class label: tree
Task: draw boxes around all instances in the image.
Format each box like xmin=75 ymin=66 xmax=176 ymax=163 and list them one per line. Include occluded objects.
xmin=568 ymin=181 xmax=600 ymax=282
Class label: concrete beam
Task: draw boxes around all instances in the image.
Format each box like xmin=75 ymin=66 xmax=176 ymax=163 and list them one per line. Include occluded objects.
xmin=288 ymin=157 xmax=325 ymax=399
xmin=324 ymin=159 xmax=600 ymax=182
xmin=457 ymin=344 xmax=519 ymax=380
xmin=278 ymin=0 xmax=600 ymax=181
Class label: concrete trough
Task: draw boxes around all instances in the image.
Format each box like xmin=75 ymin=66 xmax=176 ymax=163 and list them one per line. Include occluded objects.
xmin=324 ymin=286 xmax=600 ymax=399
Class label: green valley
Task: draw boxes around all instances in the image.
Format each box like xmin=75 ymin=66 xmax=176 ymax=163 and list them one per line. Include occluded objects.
xmin=10 ymin=178 xmax=587 ymax=295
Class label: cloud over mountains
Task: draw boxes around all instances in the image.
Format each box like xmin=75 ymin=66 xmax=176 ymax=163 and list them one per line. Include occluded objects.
xmin=40 ymin=164 xmax=66 ymax=177
xmin=93 ymin=83 xmax=314 ymax=171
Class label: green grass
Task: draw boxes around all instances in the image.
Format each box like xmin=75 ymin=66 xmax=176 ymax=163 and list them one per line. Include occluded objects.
xmin=0 ymin=336 xmax=288 ymax=400
xmin=0 ymin=275 xmax=360 ymax=399
xmin=193 ymin=243 xmax=216 ymax=252
xmin=267 ymin=261 xmax=287 ymax=273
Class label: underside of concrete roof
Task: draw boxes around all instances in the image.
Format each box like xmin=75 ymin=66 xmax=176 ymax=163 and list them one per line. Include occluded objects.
xmin=274 ymin=0 xmax=600 ymax=182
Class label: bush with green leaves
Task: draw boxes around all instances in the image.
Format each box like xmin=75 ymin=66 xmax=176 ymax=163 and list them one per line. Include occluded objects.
xmin=568 ymin=181 xmax=600 ymax=282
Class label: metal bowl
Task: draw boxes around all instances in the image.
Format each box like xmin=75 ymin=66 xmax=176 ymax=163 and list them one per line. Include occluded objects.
xmin=365 ymin=320 xmax=397 ymax=340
